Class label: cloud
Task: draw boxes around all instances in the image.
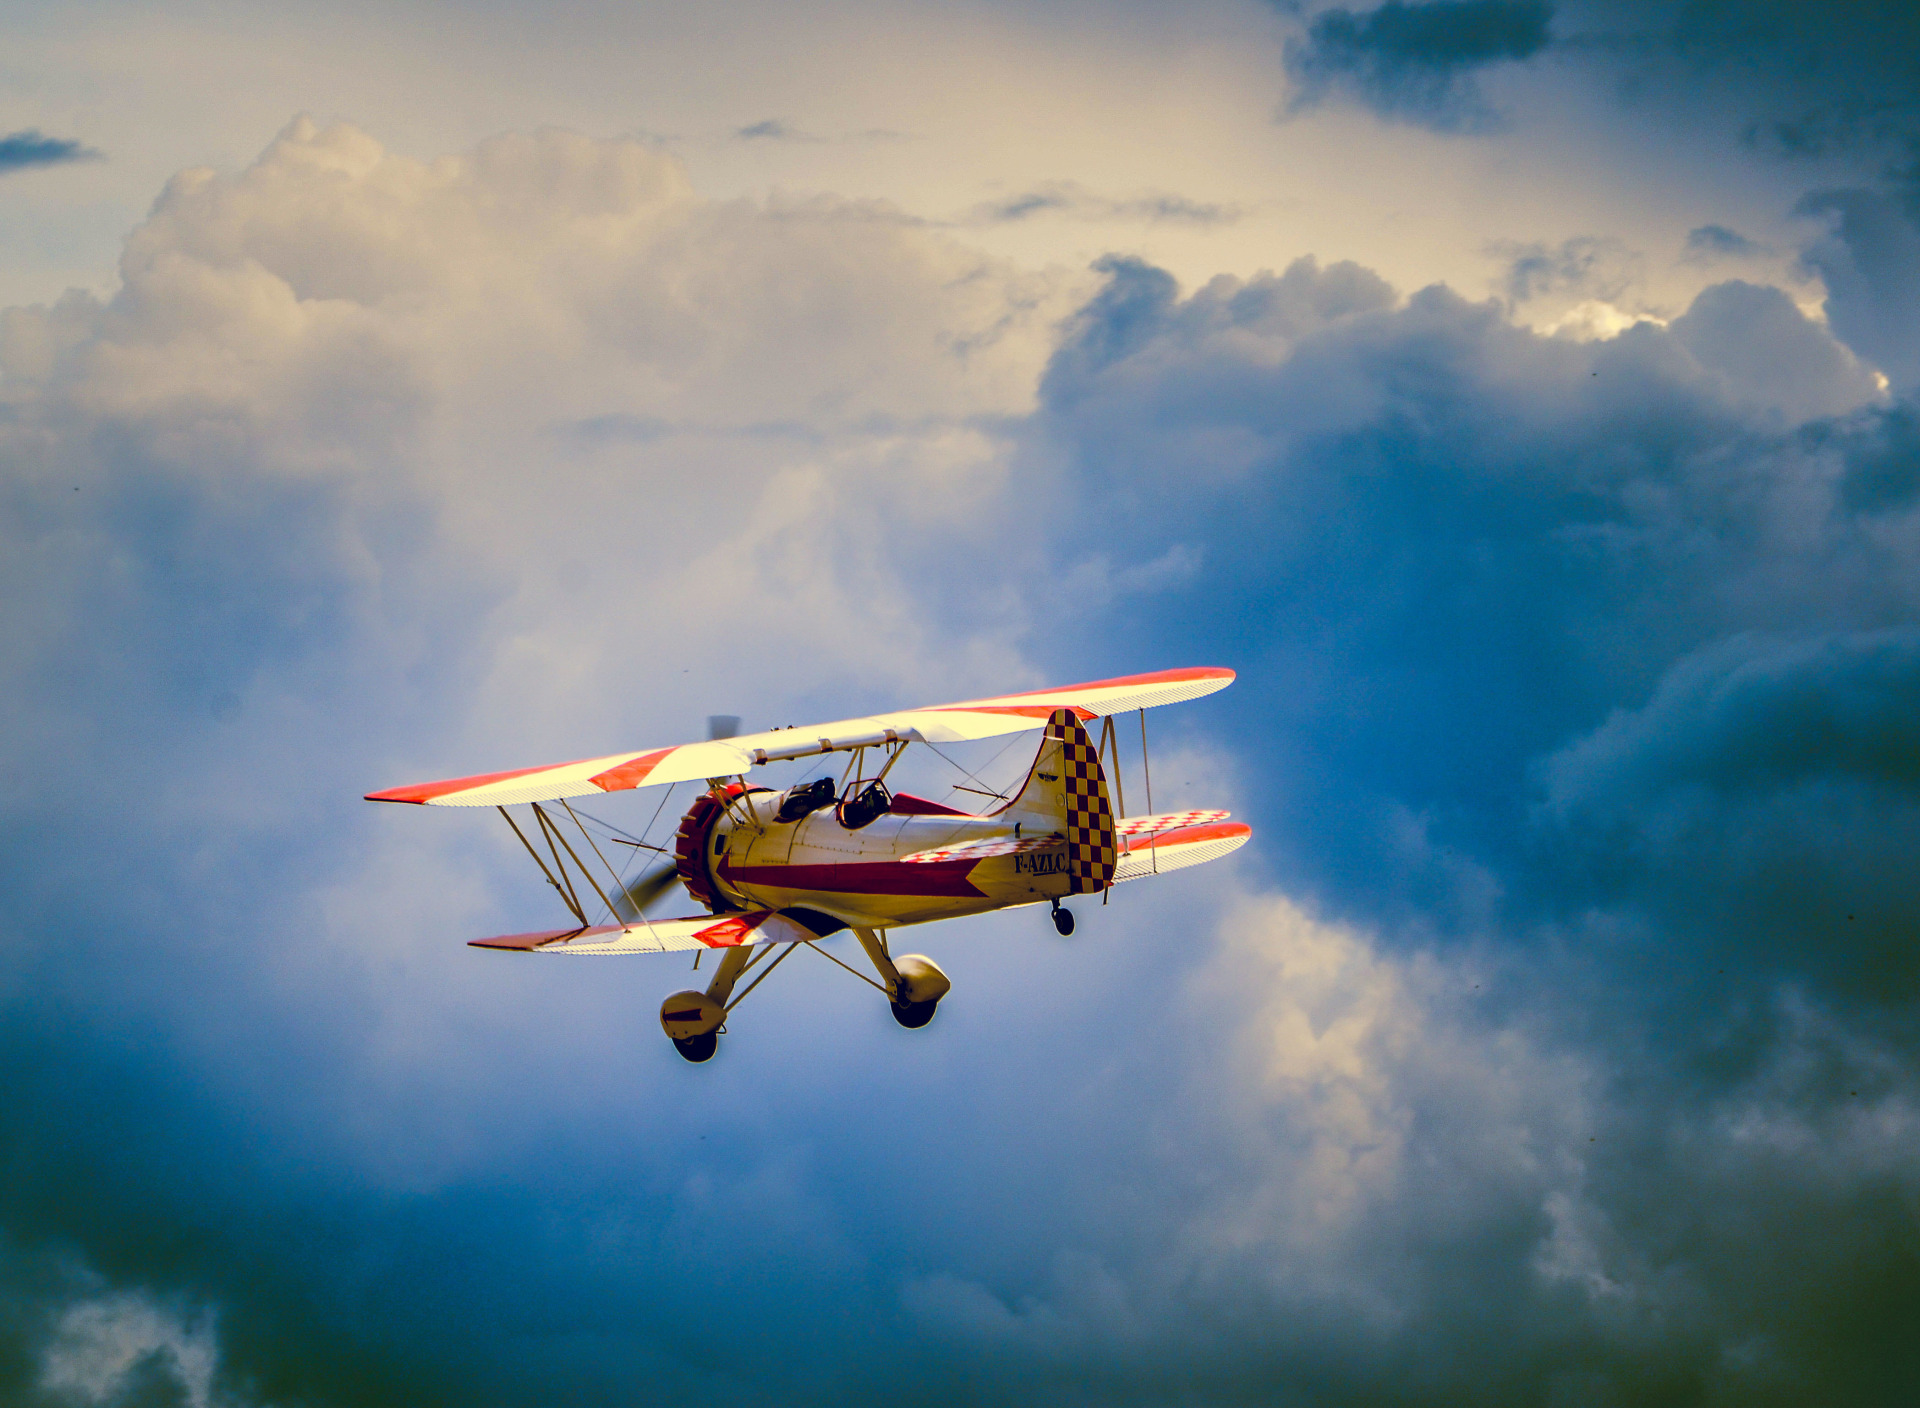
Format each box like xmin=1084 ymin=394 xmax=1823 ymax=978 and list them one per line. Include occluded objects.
xmin=1686 ymin=222 xmax=1763 ymax=260
xmin=0 ymin=115 xmax=1113 ymax=1405
xmin=1669 ymin=279 xmax=1882 ymax=422
xmin=961 ymin=180 xmax=1245 ymax=227
xmin=40 ymin=1292 xmax=223 ymax=1408
xmin=1008 ymin=248 xmax=1920 ymax=1390
xmin=735 ymin=118 xmax=803 ymax=140
xmin=1492 ymin=234 xmax=1659 ymax=335
xmin=1282 ymin=0 xmax=1554 ymax=132
xmin=1798 ymin=188 xmax=1920 ymax=392
xmin=733 ymin=119 xmax=908 ymax=145
xmin=9 ymin=110 xmax=1920 ymax=1406
xmin=1539 ymin=630 xmax=1920 ymax=994
xmin=1030 ymin=252 xmax=1901 ymax=956
xmin=0 ymin=129 xmax=100 ymax=174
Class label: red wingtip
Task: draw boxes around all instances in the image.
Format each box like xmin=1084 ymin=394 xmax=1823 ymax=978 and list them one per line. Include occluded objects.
xmin=365 ymin=788 xmax=428 ymax=804
xmin=362 ymin=757 xmax=601 ymax=806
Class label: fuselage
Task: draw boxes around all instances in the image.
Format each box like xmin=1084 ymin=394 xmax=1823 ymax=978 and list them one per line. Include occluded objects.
xmin=689 ymin=787 xmax=1072 ymax=929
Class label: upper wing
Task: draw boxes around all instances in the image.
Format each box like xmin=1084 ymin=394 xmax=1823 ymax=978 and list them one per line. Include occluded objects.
xmin=367 ymin=665 xmax=1234 ymax=807
xmin=468 ymin=909 xmax=819 ymax=954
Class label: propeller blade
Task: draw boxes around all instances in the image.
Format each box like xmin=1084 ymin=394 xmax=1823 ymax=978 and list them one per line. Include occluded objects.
xmin=615 ymin=861 xmax=683 ymax=920
xmin=707 ymin=714 xmax=741 ymax=741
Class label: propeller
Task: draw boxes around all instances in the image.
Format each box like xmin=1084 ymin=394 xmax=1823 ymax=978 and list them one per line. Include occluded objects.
xmin=614 ymin=861 xmax=683 ymax=921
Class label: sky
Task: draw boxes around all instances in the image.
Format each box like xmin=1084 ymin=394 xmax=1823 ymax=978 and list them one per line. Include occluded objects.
xmin=3 ymin=1 xmax=1920 ymax=1404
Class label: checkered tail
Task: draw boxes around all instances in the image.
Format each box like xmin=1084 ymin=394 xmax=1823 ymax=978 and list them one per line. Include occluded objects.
xmin=1048 ymin=707 xmax=1116 ymax=894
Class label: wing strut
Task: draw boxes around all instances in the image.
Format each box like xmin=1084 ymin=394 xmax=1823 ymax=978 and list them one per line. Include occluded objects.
xmin=1139 ymin=707 xmax=1157 ymax=875
xmin=496 ymin=799 xmax=676 ymax=939
xmin=1096 ymin=716 xmax=1130 ymax=903
xmin=1097 ymin=715 xmax=1129 ymax=822
xmin=532 ymin=803 xmax=625 ymax=926
xmin=498 ymin=805 xmax=587 ymax=930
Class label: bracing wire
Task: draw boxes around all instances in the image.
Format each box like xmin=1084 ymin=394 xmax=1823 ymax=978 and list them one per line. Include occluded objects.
xmin=919 ymin=733 xmax=1024 ymax=806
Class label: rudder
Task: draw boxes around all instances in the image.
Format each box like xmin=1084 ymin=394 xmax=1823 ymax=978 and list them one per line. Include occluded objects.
xmin=999 ymin=707 xmax=1115 ymax=894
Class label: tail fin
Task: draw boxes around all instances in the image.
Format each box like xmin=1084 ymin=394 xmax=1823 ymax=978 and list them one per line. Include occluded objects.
xmin=999 ymin=708 xmax=1116 ymax=894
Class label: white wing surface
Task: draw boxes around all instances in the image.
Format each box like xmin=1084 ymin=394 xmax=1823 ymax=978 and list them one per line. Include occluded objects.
xmin=468 ymin=909 xmax=820 ymax=954
xmin=368 ymin=666 xmax=1233 ymax=807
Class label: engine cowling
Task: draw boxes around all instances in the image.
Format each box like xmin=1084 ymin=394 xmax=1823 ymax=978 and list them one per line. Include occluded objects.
xmin=672 ymin=783 xmax=768 ymax=914
xmin=660 ymin=989 xmax=725 ymax=1040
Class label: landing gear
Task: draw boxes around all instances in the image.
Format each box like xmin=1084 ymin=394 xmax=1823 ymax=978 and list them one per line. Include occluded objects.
xmin=1051 ymin=900 xmax=1075 ymax=936
xmin=853 ymin=929 xmax=950 ymax=1030
xmin=663 ymin=926 xmax=954 ymax=1056
xmin=672 ymin=1031 xmax=718 ymax=1063
xmin=891 ymin=998 xmax=939 ymax=1029
xmin=660 ymin=947 xmax=754 ymax=1063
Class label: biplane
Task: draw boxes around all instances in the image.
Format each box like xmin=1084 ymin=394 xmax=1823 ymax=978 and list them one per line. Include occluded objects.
xmin=366 ymin=666 xmax=1249 ymax=1061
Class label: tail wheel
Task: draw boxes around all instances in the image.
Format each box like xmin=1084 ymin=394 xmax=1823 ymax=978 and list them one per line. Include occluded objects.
xmin=672 ymin=1031 xmax=719 ymax=1063
xmin=1051 ymin=903 xmax=1075 ymax=936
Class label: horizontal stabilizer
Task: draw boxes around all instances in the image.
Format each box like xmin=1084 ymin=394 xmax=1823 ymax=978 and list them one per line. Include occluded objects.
xmin=1113 ymin=819 xmax=1250 ymax=882
xmin=901 ymin=811 xmax=1233 ymax=866
xmin=1116 ymin=809 xmax=1231 ymax=837
xmin=901 ymin=835 xmax=1064 ymax=864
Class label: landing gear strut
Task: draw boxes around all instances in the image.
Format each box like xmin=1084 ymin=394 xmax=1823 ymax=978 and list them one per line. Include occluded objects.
xmin=660 ymin=944 xmax=755 ymax=1063
xmin=1051 ymin=900 xmax=1075 ymax=936
xmin=855 ymin=928 xmax=951 ymax=1029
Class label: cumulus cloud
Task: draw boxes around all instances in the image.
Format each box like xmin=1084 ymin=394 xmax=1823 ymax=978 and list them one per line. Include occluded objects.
xmin=0 ymin=116 xmax=1084 ymax=1398
xmin=1282 ymin=0 xmax=1555 ymax=132
xmin=1798 ymin=188 xmax=1920 ymax=392
xmin=9 ymin=105 xmax=1920 ymax=1405
xmin=1031 ymin=251 xmax=1903 ymax=929
xmin=1007 ymin=245 xmax=1920 ymax=1393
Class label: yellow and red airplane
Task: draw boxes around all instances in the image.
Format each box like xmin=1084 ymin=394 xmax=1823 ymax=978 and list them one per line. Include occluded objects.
xmin=367 ymin=667 xmax=1248 ymax=1060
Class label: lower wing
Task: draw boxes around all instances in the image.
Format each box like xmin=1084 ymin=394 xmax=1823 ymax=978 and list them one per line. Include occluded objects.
xmin=469 ymin=909 xmax=822 ymax=955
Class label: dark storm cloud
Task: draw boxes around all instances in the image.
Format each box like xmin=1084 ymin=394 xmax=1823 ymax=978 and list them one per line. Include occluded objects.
xmin=1541 ymin=629 xmax=1920 ymax=994
xmin=1014 ymin=250 xmax=1920 ymax=1395
xmin=1282 ymin=0 xmax=1554 ymax=132
xmin=1542 ymin=1 xmax=1920 ymax=174
xmin=0 ymin=129 xmax=99 ymax=173
xmin=1034 ymin=255 xmax=1903 ymax=962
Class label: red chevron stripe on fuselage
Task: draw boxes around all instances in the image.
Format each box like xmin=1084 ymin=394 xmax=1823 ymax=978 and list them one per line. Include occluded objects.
xmin=719 ymin=858 xmax=987 ymax=899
